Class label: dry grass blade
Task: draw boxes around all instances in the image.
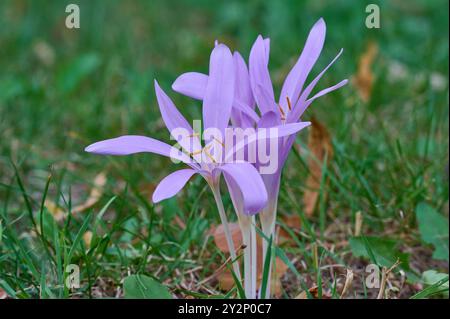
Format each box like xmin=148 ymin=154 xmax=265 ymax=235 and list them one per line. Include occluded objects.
xmin=340 ymin=269 xmax=354 ymax=298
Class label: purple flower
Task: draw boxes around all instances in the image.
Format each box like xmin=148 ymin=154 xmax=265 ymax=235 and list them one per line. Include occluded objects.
xmin=172 ymin=18 xmax=347 ymax=297
xmin=86 ymin=44 xmax=269 ymax=214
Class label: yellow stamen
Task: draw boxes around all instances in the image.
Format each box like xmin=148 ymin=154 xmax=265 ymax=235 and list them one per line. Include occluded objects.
xmin=191 ymin=149 xmax=203 ymax=156
xmin=203 ymin=148 xmax=217 ymax=163
xmin=213 ymin=137 xmax=225 ymax=147
xmin=187 ymin=132 xmax=200 ymax=138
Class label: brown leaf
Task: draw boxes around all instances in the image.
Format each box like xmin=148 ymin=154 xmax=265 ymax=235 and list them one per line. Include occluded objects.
xmin=295 ymin=285 xmax=331 ymax=299
xmin=212 ymin=223 xmax=289 ymax=297
xmin=303 ymin=118 xmax=333 ymax=217
xmin=353 ymin=41 xmax=378 ymax=102
xmin=279 ymin=214 xmax=302 ymax=243
xmin=72 ymin=172 xmax=107 ymax=214
xmin=33 ymin=40 xmax=55 ymax=66
xmin=211 ymin=223 xmax=242 ymax=253
xmin=83 ymin=231 xmax=93 ymax=248
xmin=44 ymin=199 xmax=66 ymax=222
xmin=0 ymin=288 xmax=8 ymax=299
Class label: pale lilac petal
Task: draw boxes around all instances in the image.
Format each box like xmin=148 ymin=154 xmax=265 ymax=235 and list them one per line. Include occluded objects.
xmin=218 ymin=162 xmax=268 ymax=214
xmin=225 ymin=122 xmax=311 ymax=162
xmin=152 ymin=169 xmax=197 ymax=203
xmin=307 ymin=79 xmax=348 ymax=103
xmin=249 ymin=35 xmax=275 ymax=114
xmin=171 ymin=72 xmax=208 ymax=100
xmin=234 ymin=100 xmax=260 ymax=123
xmin=223 ymin=173 xmax=244 ymax=214
xmin=203 ymin=44 xmax=235 ymax=135
xmin=288 ymin=49 xmax=346 ymax=123
xmin=279 ymin=18 xmax=326 ymax=112
xmin=233 ymin=52 xmax=255 ymax=109
xmin=254 ymin=84 xmax=278 ymax=116
xmin=85 ymin=135 xmax=195 ymax=165
xmin=240 ymin=113 xmax=256 ymax=129
xmin=262 ymin=173 xmax=281 ymax=204
xmin=257 ymin=111 xmax=281 ymax=128
xmin=299 ymin=49 xmax=344 ymax=102
xmin=154 ymin=81 xmax=202 ymax=160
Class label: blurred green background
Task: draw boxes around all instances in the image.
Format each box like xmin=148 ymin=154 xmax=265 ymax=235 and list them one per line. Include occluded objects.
xmin=0 ymin=0 xmax=448 ymax=298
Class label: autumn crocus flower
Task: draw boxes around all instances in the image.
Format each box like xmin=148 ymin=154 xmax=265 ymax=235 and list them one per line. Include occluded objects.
xmin=248 ymin=18 xmax=348 ymax=297
xmin=85 ymin=44 xmax=259 ymax=280
xmin=172 ymin=18 xmax=347 ymax=298
xmin=85 ymin=44 xmax=309 ymax=288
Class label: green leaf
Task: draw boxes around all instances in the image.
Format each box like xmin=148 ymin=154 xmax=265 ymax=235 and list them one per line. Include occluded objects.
xmin=421 ymin=270 xmax=449 ymax=297
xmin=411 ymin=272 xmax=449 ymax=299
xmin=416 ymin=202 xmax=449 ymax=261
xmin=123 ymin=275 xmax=172 ymax=299
xmin=350 ymin=236 xmax=409 ymax=268
xmin=349 ymin=236 xmax=419 ymax=282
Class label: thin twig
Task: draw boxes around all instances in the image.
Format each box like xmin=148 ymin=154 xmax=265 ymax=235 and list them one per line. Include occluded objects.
xmin=377 ymin=259 xmax=401 ymax=299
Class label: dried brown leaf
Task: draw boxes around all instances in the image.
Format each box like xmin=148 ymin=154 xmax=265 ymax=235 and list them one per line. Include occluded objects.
xmin=83 ymin=231 xmax=93 ymax=248
xmin=72 ymin=172 xmax=107 ymax=214
xmin=303 ymin=118 xmax=333 ymax=216
xmin=279 ymin=214 xmax=302 ymax=244
xmin=44 ymin=199 xmax=66 ymax=222
xmin=353 ymin=41 xmax=378 ymax=102
xmin=212 ymin=223 xmax=242 ymax=253
xmin=212 ymin=223 xmax=289 ymax=296
xmin=0 ymin=288 xmax=8 ymax=299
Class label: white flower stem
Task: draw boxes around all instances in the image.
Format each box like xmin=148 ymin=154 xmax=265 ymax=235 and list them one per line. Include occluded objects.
xmin=239 ymin=215 xmax=252 ymax=298
xmin=211 ymin=183 xmax=242 ymax=283
xmin=259 ymin=203 xmax=277 ymax=299
xmin=250 ymin=215 xmax=257 ymax=299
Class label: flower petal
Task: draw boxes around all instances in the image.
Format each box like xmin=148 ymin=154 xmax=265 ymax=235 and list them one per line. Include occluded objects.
xmin=152 ymin=169 xmax=197 ymax=203
xmin=203 ymin=43 xmax=235 ymax=136
xmin=154 ymin=80 xmax=202 ymax=160
xmin=257 ymin=111 xmax=281 ymax=128
xmin=85 ymin=135 xmax=195 ymax=165
xmin=249 ymin=35 xmax=275 ymax=114
xmin=288 ymin=50 xmax=347 ymax=122
xmin=279 ymin=18 xmax=326 ymax=112
xmin=171 ymin=72 xmax=208 ymax=100
xmin=218 ymin=162 xmax=268 ymax=214
xmin=224 ymin=122 xmax=311 ymax=162
xmin=233 ymin=51 xmax=255 ymax=109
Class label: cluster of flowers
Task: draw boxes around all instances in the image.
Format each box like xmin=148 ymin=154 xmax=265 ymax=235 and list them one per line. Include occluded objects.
xmin=86 ymin=18 xmax=347 ymax=298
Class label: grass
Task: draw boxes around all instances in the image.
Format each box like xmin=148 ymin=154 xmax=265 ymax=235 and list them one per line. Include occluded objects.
xmin=0 ymin=0 xmax=448 ymax=298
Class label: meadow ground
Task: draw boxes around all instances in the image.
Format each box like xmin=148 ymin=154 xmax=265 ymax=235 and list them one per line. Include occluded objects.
xmin=0 ymin=0 xmax=448 ymax=299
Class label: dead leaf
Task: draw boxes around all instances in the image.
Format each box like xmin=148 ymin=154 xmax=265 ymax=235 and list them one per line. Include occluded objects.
xmin=295 ymin=285 xmax=331 ymax=299
xmin=211 ymin=222 xmax=289 ymax=297
xmin=83 ymin=231 xmax=93 ymax=248
xmin=72 ymin=172 xmax=107 ymax=214
xmin=353 ymin=41 xmax=378 ymax=102
xmin=303 ymin=118 xmax=333 ymax=217
xmin=44 ymin=199 xmax=66 ymax=222
xmin=0 ymin=288 xmax=8 ymax=299
xmin=279 ymin=214 xmax=302 ymax=243
xmin=211 ymin=223 xmax=242 ymax=253
xmin=33 ymin=40 xmax=55 ymax=66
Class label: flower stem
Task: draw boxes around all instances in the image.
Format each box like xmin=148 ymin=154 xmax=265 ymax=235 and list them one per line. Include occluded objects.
xmin=250 ymin=215 xmax=257 ymax=299
xmin=211 ymin=183 xmax=242 ymax=283
xmin=239 ymin=215 xmax=252 ymax=298
xmin=259 ymin=204 xmax=277 ymax=298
